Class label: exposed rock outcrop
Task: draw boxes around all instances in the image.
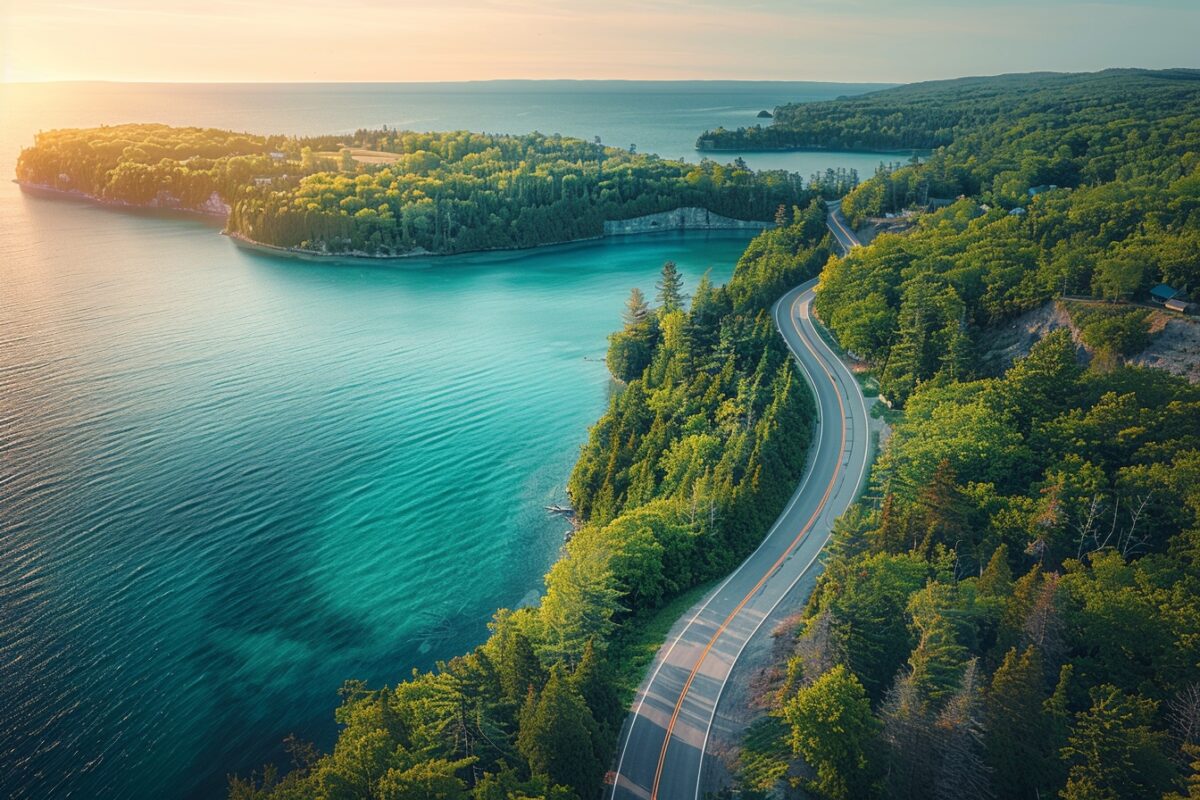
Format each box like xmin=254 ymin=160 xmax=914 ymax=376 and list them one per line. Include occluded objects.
xmin=979 ymin=301 xmax=1081 ymax=373
xmin=603 ymin=207 xmax=772 ymax=236
xmin=979 ymin=300 xmax=1200 ymax=382
xmin=1130 ymin=311 xmax=1200 ymax=382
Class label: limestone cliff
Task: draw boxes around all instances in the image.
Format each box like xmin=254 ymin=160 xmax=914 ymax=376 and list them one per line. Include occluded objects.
xmin=603 ymin=207 xmax=772 ymax=236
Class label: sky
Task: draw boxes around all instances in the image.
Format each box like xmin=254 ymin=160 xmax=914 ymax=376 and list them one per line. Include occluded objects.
xmin=1 ymin=0 xmax=1198 ymax=84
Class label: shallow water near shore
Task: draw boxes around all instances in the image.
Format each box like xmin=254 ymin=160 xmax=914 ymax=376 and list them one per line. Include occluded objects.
xmin=0 ymin=80 xmax=890 ymax=799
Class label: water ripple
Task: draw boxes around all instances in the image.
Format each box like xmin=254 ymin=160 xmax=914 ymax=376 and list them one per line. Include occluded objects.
xmin=0 ymin=97 xmax=761 ymax=800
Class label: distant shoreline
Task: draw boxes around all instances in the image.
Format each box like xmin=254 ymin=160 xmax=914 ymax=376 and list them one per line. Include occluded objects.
xmin=222 ymin=230 xmax=611 ymax=263
xmin=15 ymin=181 xmax=228 ymax=220
xmin=694 ymin=144 xmax=930 ymax=155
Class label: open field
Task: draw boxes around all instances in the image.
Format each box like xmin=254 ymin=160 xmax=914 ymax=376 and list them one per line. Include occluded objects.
xmin=315 ymin=148 xmax=402 ymax=164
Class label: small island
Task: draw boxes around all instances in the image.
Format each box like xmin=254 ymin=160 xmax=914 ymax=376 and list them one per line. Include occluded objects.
xmin=756 ymin=109 xmax=773 ymax=118
xmin=16 ymin=124 xmax=810 ymax=260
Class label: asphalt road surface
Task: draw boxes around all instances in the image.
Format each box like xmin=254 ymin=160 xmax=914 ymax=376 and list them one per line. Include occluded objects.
xmin=826 ymin=201 xmax=862 ymax=254
xmin=608 ymin=279 xmax=872 ymax=800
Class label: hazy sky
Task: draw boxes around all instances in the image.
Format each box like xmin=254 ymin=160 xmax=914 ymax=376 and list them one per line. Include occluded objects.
xmin=2 ymin=0 xmax=1197 ymax=83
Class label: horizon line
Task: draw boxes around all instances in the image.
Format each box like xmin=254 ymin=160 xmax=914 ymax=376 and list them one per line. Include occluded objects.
xmin=4 ymin=77 xmax=901 ymax=86
xmin=5 ymin=66 xmax=1195 ymax=88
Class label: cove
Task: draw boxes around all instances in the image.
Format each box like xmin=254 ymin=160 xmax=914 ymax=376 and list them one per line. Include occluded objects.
xmin=0 ymin=193 xmax=752 ymax=799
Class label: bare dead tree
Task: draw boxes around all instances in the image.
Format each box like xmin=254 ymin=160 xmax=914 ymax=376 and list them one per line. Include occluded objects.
xmin=1022 ymin=574 xmax=1066 ymax=673
xmin=1074 ymin=491 xmax=1153 ymax=559
xmin=950 ymin=538 xmax=970 ymax=582
xmin=1073 ymin=494 xmax=1105 ymax=559
xmin=1169 ymin=683 xmax=1200 ymax=758
xmin=1118 ymin=492 xmax=1153 ymax=557
xmin=793 ymin=608 xmax=846 ymax=686
xmin=881 ymin=671 xmax=937 ymax=799
xmin=1100 ymin=496 xmax=1121 ymax=552
xmin=933 ymin=659 xmax=993 ymax=800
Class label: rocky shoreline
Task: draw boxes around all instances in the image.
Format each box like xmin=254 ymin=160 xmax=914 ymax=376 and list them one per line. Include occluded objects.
xmin=16 ymin=181 xmax=230 ymax=218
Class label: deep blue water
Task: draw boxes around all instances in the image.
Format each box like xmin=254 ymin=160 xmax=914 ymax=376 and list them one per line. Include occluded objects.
xmin=0 ymin=81 xmax=891 ymax=799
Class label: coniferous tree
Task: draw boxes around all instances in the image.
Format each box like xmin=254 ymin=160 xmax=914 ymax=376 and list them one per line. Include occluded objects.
xmin=572 ymin=639 xmax=623 ymax=740
xmin=490 ymin=611 xmax=546 ymax=705
xmin=872 ymin=492 xmax=909 ymax=554
xmin=906 ymin=584 xmax=967 ymax=701
xmin=915 ymin=459 xmax=968 ymax=558
xmin=976 ymin=545 xmax=1013 ymax=597
xmin=622 ymin=287 xmax=651 ymax=326
xmin=656 ymin=261 xmax=687 ymax=313
xmin=517 ymin=666 xmax=604 ymax=800
xmin=1060 ymin=685 xmax=1175 ymax=800
xmin=985 ymin=647 xmax=1051 ymax=798
xmin=932 ymin=659 xmax=992 ymax=800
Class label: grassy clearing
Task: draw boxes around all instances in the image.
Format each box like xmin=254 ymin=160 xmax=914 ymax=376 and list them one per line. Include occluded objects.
xmin=610 ymin=579 xmax=719 ymax=701
xmin=736 ymin=715 xmax=793 ymax=798
xmin=316 ymin=148 xmax=402 ymax=165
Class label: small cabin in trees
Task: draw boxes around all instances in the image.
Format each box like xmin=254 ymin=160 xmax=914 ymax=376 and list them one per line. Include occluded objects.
xmin=1151 ymin=284 xmax=1181 ymax=305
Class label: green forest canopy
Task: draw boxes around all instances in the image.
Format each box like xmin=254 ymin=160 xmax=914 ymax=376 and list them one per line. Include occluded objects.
xmin=788 ymin=68 xmax=1200 ymax=405
xmin=16 ymin=124 xmax=812 ymax=257
xmin=761 ymin=330 xmax=1200 ymax=800
xmin=29 ymin=70 xmax=1200 ymax=799
xmin=697 ymin=68 xmax=1200 ymax=153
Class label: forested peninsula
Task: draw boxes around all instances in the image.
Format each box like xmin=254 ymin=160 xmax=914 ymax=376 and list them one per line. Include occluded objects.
xmin=15 ymin=125 xmax=809 ymax=258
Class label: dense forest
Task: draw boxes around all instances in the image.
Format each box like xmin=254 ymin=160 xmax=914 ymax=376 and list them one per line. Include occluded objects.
xmin=807 ymin=68 xmax=1200 ymax=405
xmin=16 ymin=124 xmax=812 ymax=256
xmin=14 ymin=125 xmax=300 ymax=209
xmin=724 ymin=71 xmax=1200 ymax=800
xmin=225 ymin=206 xmax=833 ymax=799
xmin=748 ymin=331 xmax=1200 ymax=800
xmin=696 ymin=68 xmax=1200 ymax=153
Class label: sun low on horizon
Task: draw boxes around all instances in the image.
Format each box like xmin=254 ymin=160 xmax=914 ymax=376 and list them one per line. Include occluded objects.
xmin=3 ymin=0 xmax=1199 ymax=84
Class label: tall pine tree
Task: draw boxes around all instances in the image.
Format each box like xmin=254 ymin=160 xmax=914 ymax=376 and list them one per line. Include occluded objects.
xmin=517 ymin=666 xmax=604 ymax=800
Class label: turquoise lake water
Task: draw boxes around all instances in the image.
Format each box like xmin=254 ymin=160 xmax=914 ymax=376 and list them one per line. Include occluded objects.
xmin=0 ymin=81 xmax=894 ymax=798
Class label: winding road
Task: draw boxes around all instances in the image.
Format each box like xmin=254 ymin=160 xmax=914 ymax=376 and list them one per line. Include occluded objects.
xmin=608 ymin=273 xmax=872 ymax=800
xmin=826 ymin=200 xmax=862 ymax=255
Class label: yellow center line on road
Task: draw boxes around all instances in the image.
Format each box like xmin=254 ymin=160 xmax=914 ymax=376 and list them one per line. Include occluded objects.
xmin=830 ymin=211 xmax=857 ymax=248
xmin=647 ymin=290 xmax=849 ymax=800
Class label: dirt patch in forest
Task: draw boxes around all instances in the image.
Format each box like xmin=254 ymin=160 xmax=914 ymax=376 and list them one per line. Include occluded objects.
xmin=978 ymin=301 xmax=1200 ymax=382
xmin=1129 ymin=311 xmax=1200 ymax=382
